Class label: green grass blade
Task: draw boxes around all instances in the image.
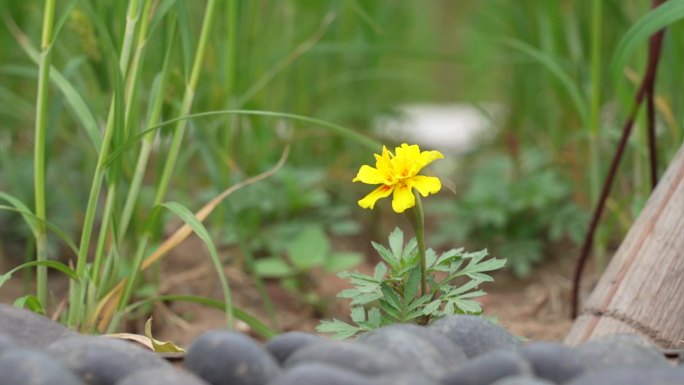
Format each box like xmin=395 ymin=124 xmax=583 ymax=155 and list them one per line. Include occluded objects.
xmin=0 ymin=260 xmax=79 ymax=288
xmin=160 ymin=202 xmax=234 ymax=327
xmin=499 ymin=37 xmax=589 ymax=126
xmin=125 ymin=295 xmax=277 ymax=339
xmin=106 ymin=109 xmax=381 ymax=166
xmin=0 ymin=205 xmax=78 ymax=256
xmin=7 ymin=21 xmax=102 ymax=151
xmin=611 ymin=1 xmax=684 ymax=82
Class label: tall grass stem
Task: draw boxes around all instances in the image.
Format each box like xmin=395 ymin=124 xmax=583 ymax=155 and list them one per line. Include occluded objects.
xmin=33 ymin=0 xmax=57 ymax=307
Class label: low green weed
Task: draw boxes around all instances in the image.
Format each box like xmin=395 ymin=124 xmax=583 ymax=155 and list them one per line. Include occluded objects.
xmin=318 ymin=227 xmax=505 ymax=339
xmin=429 ymin=147 xmax=587 ymax=277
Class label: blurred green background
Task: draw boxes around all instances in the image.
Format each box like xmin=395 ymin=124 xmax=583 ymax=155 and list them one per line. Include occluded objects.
xmin=1 ymin=0 xmax=683 ymax=324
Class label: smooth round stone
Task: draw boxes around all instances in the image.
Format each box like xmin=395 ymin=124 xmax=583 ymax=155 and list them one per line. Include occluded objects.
xmin=46 ymin=336 xmax=170 ymax=385
xmin=490 ymin=375 xmax=556 ymax=385
xmin=284 ymin=340 xmax=410 ymax=376
xmin=564 ymin=367 xmax=684 ymax=385
xmin=429 ymin=315 xmax=522 ymax=358
xmin=116 ymin=367 xmax=209 ymax=385
xmin=0 ymin=304 xmax=78 ymax=348
xmin=520 ymin=341 xmax=586 ymax=383
xmin=356 ymin=324 xmax=467 ymax=377
xmin=265 ymin=331 xmax=325 ymax=364
xmin=0 ymin=333 xmax=18 ymax=355
xmin=375 ymin=372 xmax=442 ymax=385
xmin=0 ymin=349 xmax=86 ymax=385
xmin=186 ymin=330 xmax=280 ymax=385
xmin=573 ymin=333 xmax=670 ymax=371
xmin=357 ymin=325 xmax=467 ymax=378
xmin=267 ymin=363 xmax=376 ymax=385
xmin=440 ymin=349 xmax=532 ymax=385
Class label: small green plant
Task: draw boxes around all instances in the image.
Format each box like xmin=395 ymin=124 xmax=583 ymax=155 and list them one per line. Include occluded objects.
xmin=428 ymin=147 xmax=587 ymax=277
xmin=318 ymin=143 xmax=505 ymax=339
xmin=317 ymin=228 xmax=505 ymax=339
xmin=254 ymin=223 xmax=362 ymax=308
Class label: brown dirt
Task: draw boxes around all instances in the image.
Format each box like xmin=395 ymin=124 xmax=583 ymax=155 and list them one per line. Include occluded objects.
xmin=0 ymin=235 xmax=600 ymax=347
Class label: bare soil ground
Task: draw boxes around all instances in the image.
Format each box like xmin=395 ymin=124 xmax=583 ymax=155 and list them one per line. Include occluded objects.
xmin=0 ymin=236 xmax=600 ymax=347
xmin=147 ymin=237 xmax=599 ymax=346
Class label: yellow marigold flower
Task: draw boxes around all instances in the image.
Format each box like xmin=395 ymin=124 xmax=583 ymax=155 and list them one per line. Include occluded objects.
xmin=353 ymin=143 xmax=444 ymax=213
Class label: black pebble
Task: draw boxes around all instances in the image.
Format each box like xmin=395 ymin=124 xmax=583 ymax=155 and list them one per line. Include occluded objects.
xmin=0 ymin=304 xmax=78 ymax=348
xmin=573 ymin=333 xmax=669 ymax=371
xmin=356 ymin=324 xmax=466 ymax=377
xmin=428 ymin=315 xmax=522 ymax=358
xmin=489 ymin=375 xmax=556 ymax=385
xmin=284 ymin=340 xmax=410 ymax=376
xmin=46 ymin=336 xmax=170 ymax=385
xmin=265 ymin=331 xmax=325 ymax=364
xmin=564 ymin=366 xmax=684 ymax=385
xmin=375 ymin=371 xmax=442 ymax=385
xmin=116 ymin=367 xmax=210 ymax=385
xmin=520 ymin=341 xmax=586 ymax=383
xmin=267 ymin=363 xmax=376 ymax=385
xmin=440 ymin=349 xmax=532 ymax=385
xmin=0 ymin=348 xmax=86 ymax=385
xmin=186 ymin=330 xmax=281 ymax=385
xmin=0 ymin=333 xmax=17 ymax=355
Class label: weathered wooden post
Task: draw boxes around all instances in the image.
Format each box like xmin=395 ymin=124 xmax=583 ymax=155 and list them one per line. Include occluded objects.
xmin=565 ymin=142 xmax=684 ymax=349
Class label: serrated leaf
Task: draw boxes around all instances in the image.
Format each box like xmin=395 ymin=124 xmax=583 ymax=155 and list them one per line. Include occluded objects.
xmin=388 ymin=227 xmax=404 ymax=258
xmin=403 ymin=266 xmax=421 ymax=303
xmin=324 ymin=252 xmax=362 ymax=272
xmin=350 ymin=306 xmax=366 ymax=323
xmin=338 ymin=288 xmax=361 ymax=298
xmin=287 ymin=225 xmax=329 ymax=270
xmin=443 ymin=301 xmax=455 ymax=315
xmin=350 ymin=292 xmax=383 ymax=306
xmin=373 ymin=262 xmax=387 ymax=280
xmin=316 ymin=319 xmax=361 ymax=339
xmin=380 ymin=283 xmax=402 ymax=310
xmin=422 ymin=299 xmax=442 ymax=315
xmin=473 ymin=257 xmax=507 ymax=273
xmin=407 ymin=294 xmax=433 ymax=312
xmin=457 ymin=290 xmax=486 ymax=299
xmin=371 ymin=241 xmax=395 ymax=266
xmin=425 ymin=248 xmax=438 ymax=269
xmin=436 ymin=248 xmax=464 ymax=266
xmin=367 ymin=307 xmax=381 ymax=327
xmin=453 ymin=298 xmax=482 ymax=314
xmin=379 ymin=300 xmax=401 ymax=320
xmin=464 ymin=249 xmax=488 ymax=264
xmin=447 ymin=279 xmax=481 ymax=296
xmin=254 ymin=257 xmax=295 ymax=278
xmin=402 ymin=238 xmax=418 ymax=262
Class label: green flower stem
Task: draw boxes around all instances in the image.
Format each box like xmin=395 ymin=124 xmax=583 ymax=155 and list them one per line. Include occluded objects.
xmin=405 ymin=192 xmax=427 ymax=296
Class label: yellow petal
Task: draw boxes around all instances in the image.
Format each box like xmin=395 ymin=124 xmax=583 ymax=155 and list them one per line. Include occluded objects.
xmin=410 ymin=175 xmax=441 ymax=197
xmin=418 ymin=150 xmax=444 ymax=169
xmin=358 ymin=184 xmax=393 ymax=209
xmin=374 ymin=146 xmax=393 ymax=170
xmin=391 ymin=182 xmax=415 ymax=213
xmin=394 ymin=143 xmax=420 ymax=160
xmin=353 ymin=165 xmax=385 ymax=184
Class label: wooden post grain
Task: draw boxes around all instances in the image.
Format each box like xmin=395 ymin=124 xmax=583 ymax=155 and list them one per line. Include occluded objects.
xmin=565 ymin=142 xmax=684 ymax=349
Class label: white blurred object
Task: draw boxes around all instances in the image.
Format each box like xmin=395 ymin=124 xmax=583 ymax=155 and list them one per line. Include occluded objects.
xmin=375 ymin=104 xmax=502 ymax=155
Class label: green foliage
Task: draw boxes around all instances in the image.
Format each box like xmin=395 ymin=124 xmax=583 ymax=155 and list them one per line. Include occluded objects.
xmin=317 ymin=228 xmax=505 ymax=339
xmin=430 ymin=148 xmax=587 ymax=277
xmin=255 ymin=224 xmax=361 ymax=277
